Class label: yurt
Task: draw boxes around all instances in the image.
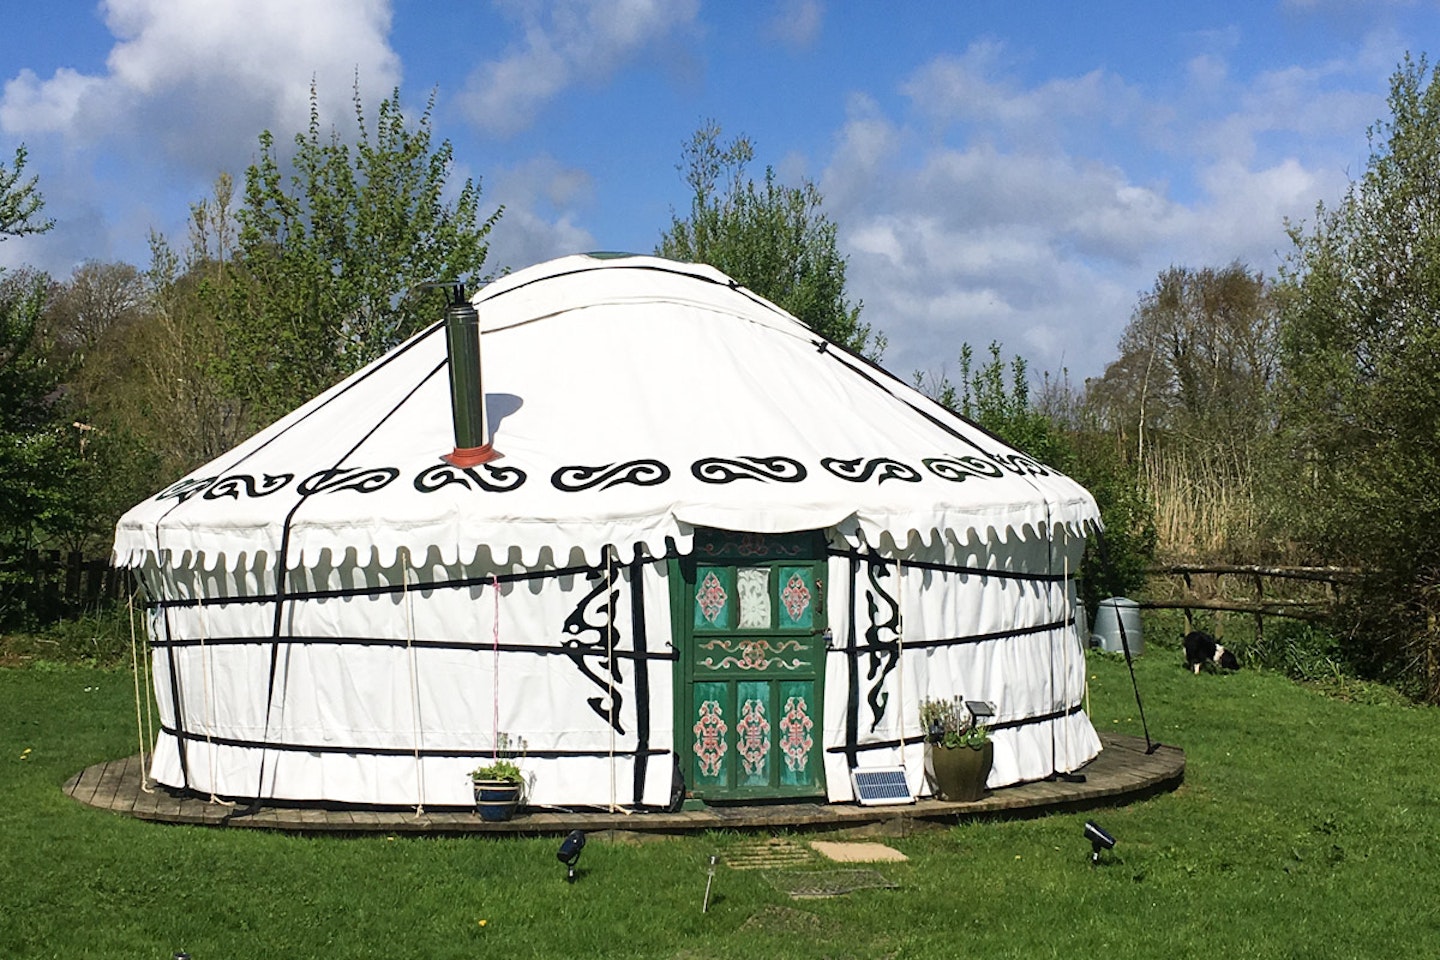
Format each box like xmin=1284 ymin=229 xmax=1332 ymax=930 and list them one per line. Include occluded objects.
xmin=113 ymin=253 xmax=1103 ymax=810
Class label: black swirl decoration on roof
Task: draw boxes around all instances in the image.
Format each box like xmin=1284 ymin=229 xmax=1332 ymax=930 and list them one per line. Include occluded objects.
xmin=414 ymin=461 xmax=527 ymax=494
xmin=820 ymin=456 xmax=922 ymax=485
xmin=552 ymin=459 xmax=670 ymax=492
xmin=297 ymin=466 xmax=400 ymax=496
xmin=691 ymin=455 xmax=807 ymax=484
xmin=989 ymin=451 xmax=1052 ymax=476
xmin=154 ymin=476 xmax=218 ymax=503
xmin=923 ymin=455 xmax=1006 ymax=482
xmin=203 ymin=473 xmax=295 ymax=500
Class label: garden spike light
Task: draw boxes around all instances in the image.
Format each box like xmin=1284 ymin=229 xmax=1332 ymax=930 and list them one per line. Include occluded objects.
xmin=558 ymin=829 xmax=586 ymax=882
xmin=1084 ymin=820 xmax=1116 ymax=865
xmin=703 ymin=854 xmax=718 ymax=913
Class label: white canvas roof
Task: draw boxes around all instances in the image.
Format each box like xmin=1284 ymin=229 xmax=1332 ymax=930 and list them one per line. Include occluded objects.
xmin=113 ymin=254 xmax=1100 ymax=573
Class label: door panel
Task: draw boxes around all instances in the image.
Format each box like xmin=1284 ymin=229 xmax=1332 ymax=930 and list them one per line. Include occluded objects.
xmin=735 ymin=680 xmax=771 ymax=788
xmin=777 ymin=681 xmax=818 ymax=788
xmin=776 ymin=565 xmax=816 ymax=628
xmin=690 ymin=681 xmax=730 ymax=790
xmin=694 ymin=566 xmax=734 ymax=630
xmin=677 ymin=529 xmax=826 ymax=800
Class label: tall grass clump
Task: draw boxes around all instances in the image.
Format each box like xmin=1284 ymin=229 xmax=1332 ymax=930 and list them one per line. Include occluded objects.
xmin=1141 ymin=449 xmax=1265 ymax=563
xmin=0 ymin=599 xmax=137 ymax=667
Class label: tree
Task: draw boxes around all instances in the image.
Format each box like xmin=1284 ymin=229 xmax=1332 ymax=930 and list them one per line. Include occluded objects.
xmin=37 ymin=260 xmax=146 ymax=413
xmin=952 ymin=343 xmax=1071 ymax=468
xmin=41 ymin=260 xmax=145 ymax=354
xmin=0 ymin=146 xmax=58 ymax=587
xmin=139 ymin=180 xmax=252 ymax=472
xmin=658 ymin=122 xmax=883 ymax=359
xmin=222 ymin=84 xmax=501 ymax=425
xmin=28 ymin=260 xmax=164 ymax=556
xmin=1087 ymin=263 xmax=1278 ymax=469
xmin=0 ymin=268 xmax=58 ymax=518
xmin=0 ymin=264 xmax=63 ymax=622
xmin=0 ymin=145 xmax=52 ymax=238
xmin=66 ymin=178 xmax=250 ymax=482
xmin=1081 ymin=264 xmax=1281 ymax=562
xmin=0 ymin=149 xmax=159 ymax=625
xmin=0 ymin=213 xmax=162 ymax=589
xmin=1275 ymin=55 xmax=1440 ymax=700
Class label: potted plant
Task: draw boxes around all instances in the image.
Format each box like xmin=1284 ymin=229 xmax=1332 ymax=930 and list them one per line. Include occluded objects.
xmin=920 ymin=696 xmax=993 ymax=802
xmin=470 ymin=734 xmax=526 ymax=821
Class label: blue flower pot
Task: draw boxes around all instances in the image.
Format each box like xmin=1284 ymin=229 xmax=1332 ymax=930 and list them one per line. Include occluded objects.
xmin=473 ymin=780 xmax=522 ymax=821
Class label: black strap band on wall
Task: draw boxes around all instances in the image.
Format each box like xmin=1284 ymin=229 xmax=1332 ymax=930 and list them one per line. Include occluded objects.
xmin=825 ymin=700 xmax=1087 ymax=755
xmin=629 ymin=557 xmax=651 ymax=805
xmin=843 ymin=552 xmax=860 ymax=769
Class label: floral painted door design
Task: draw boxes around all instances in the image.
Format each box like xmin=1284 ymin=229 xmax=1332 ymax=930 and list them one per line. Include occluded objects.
xmin=679 ymin=529 xmax=826 ymax=800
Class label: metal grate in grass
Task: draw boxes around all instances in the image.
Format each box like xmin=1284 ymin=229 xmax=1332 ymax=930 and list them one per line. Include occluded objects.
xmin=723 ymin=837 xmax=815 ymax=870
xmin=764 ymin=869 xmax=899 ymax=899
xmin=740 ymin=905 xmax=826 ymax=934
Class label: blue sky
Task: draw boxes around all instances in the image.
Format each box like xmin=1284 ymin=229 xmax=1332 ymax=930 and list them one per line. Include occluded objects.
xmin=2 ymin=0 xmax=1436 ymax=382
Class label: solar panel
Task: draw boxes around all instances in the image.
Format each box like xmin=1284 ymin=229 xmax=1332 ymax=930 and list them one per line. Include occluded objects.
xmin=850 ymin=767 xmax=915 ymax=806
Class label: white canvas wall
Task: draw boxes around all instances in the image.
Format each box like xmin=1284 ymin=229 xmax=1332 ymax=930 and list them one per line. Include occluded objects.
xmin=142 ymin=521 xmax=1099 ymax=808
xmin=146 ymin=552 xmax=677 ymax=807
xmin=821 ymin=526 xmax=1098 ymax=801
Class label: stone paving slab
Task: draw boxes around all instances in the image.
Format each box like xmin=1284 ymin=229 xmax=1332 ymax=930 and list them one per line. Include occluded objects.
xmin=809 ymin=840 xmax=909 ymax=863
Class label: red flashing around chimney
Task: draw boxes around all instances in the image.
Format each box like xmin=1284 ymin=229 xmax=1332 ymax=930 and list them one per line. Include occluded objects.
xmin=442 ymin=444 xmax=501 ymax=467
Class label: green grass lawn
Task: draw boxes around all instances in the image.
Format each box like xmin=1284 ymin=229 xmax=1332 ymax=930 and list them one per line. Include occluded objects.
xmin=5 ymin=637 xmax=1440 ymax=959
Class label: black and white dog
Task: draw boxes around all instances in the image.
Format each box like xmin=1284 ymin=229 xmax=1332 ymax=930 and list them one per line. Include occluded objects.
xmin=1183 ymin=631 xmax=1238 ymax=674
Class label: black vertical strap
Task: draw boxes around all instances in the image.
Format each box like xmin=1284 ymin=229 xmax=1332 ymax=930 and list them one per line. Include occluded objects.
xmin=250 ymin=359 xmax=450 ymax=806
xmin=249 ymin=524 xmax=295 ymax=806
xmin=844 ymin=553 xmax=860 ymax=768
xmin=629 ymin=557 xmax=650 ymax=804
xmin=1045 ymin=507 xmax=1058 ymax=773
xmin=162 ymin=603 xmax=191 ymax=790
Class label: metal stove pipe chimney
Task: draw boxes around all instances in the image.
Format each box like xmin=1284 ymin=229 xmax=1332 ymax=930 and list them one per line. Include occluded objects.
xmin=431 ymin=281 xmax=498 ymax=467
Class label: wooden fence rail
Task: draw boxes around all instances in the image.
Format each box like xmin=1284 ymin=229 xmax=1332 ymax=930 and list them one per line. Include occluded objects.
xmin=1140 ymin=563 xmax=1360 ymax=643
xmin=1 ymin=551 xmax=135 ymax=624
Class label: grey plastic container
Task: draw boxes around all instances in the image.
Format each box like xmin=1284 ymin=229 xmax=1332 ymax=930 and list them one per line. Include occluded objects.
xmin=1092 ymin=597 xmax=1143 ymax=656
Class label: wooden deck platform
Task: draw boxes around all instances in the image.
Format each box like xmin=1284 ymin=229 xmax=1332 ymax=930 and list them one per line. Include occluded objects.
xmin=63 ymin=734 xmax=1182 ymax=835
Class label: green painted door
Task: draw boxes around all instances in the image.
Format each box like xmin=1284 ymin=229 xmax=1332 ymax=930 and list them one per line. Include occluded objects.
xmin=675 ymin=529 xmax=827 ymax=800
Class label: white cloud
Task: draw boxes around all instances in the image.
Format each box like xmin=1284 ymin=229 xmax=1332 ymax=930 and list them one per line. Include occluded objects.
xmin=0 ymin=0 xmax=401 ymax=273
xmin=1188 ymin=157 xmax=1334 ymax=263
xmin=4 ymin=0 xmax=399 ymax=164
xmin=458 ymin=0 xmax=700 ymax=137
xmin=901 ymin=43 xmax=1143 ymax=151
xmin=821 ymin=38 xmax=1392 ymax=383
xmin=1186 ymin=54 xmax=1230 ymax=93
xmin=765 ymin=0 xmax=824 ymax=49
xmin=482 ymin=154 xmax=598 ymax=273
xmin=1 ymin=68 xmax=101 ymax=134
